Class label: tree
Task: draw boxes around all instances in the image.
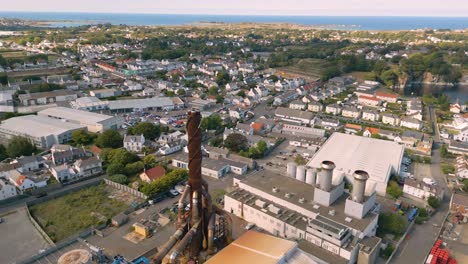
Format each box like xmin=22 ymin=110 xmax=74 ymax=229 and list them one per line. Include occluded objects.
xmin=224 ymin=133 xmax=248 ymax=152
xmin=109 ymin=174 xmax=128 ymax=184
xmin=236 ymin=90 xmax=246 ymax=98
xmin=106 ymin=163 xmax=125 ymax=176
xmin=386 ymin=180 xmax=403 ymax=199
xmin=440 ymin=144 xmax=449 ymax=158
xmin=0 ymin=144 xmax=7 ymax=161
xmin=143 ymin=154 xmax=157 ymax=168
xmin=378 ymin=213 xmax=406 ymax=235
xmin=125 ymin=161 xmax=145 ymax=176
xmin=96 ymin=130 xmax=123 ymax=148
xmin=176 ymin=88 xmax=186 ymax=96
xmin=295 ymin=155 xmax=307 ymax=165
xmin=140 ymin=168 xmax=188 ymax=197
xmin=216 ymin=71 xmax=230 ymax=86
xmin=103 ymin=148 xmax=139 ymax=165
xmin=428 ymin=196 xmax=441 ymax=209
xmin=6 ymin=136 xmax=36 ymax=158
xmin=201 ymin=114 xmax=223 ymax=131
xmin=71 ymin=130 xmax=96 ymax=146
xmin=128 ymin=122 xmax=161 ymax=140
xmin=463 ymin=179 xmax=468 ymax=192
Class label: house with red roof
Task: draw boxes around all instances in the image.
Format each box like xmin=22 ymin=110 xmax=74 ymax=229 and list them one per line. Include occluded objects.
xmin=375 ymin=92 xmax=398 ymax=103
xmin=139 ymin=166 xmax=166 ymax=183
xmin=7 ymin=170 xmax=35 ymax=191
xmin=358 ymin=95 xmax=381 ymax=107
xmin=363 ymin=127 xmax=380 ymax=137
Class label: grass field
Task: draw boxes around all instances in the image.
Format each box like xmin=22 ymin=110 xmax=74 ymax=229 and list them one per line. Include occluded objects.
xmin=276 ymin=58 xmax=328 ymax=80
xmin=30 ymin=184 xmax=132 ymax=242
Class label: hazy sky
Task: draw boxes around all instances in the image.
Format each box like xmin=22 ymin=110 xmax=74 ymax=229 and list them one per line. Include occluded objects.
xmin=1 ymin=0 xmax=468 ymax=17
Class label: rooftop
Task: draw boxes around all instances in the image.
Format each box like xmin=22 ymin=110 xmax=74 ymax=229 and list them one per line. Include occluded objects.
xmin=0 ymin=115 xmax=85 ymax=138
xmin=39 ymin=107 xmax=116 ymax=124
xmin=107 ymin=97 xmax=175 ymax=110
xmin=308 ymin=133 xmax=404 ymax=185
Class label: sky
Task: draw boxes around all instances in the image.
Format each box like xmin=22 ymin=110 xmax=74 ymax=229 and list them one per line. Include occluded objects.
xmin=1 ymin=0 xmax=468 ymax=17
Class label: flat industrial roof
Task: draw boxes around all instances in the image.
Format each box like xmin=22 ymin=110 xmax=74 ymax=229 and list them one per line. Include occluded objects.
xmin=232 ymin=170 xmax=378 ymax=232
xmin=205 ymin=231 xmax=297 ymax=264
xmin=308 ymin=133 xmax=404 ymax=185
xmin=107 ymin=97 xmax=174 ymax=110
xmin=0 ymin=115 xmax=85 ymax=138
xmin=38 ymin=107 xmax=115 ymax=124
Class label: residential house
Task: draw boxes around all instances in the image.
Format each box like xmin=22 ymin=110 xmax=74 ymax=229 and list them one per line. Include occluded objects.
xmin=250 ymin=122 xmax=265 ymax=135
xmin=362 ymin=109 xmax=379 ymax=121
xmin=307 ymin=101 xmax=323 ymax=113
xmin=342 ymin=106 xmax=361 ymax=119
xmin=273 ymin=91 xmax=299 ymax=106
xmin=229 ymin=107 xmax=248 ymax=120
xmin=401 ymin=131 xmax=423 ymax=147
xmin=235 ymin=123 xmax=254 ymax=136
xmin=289 ymin=100 xmax=307 ymax=110
xmin=12 ymin=155 xmax=45 ymax=172
xmin=358 ymin=95 xmax=380 ymax=107
xmin=356 ymin=80 xmax=380 ymax=92
xmin=403 ymin=178 xmax=444 ymax=201
xmin=140 ymin=166 xmax=166 ymax=183
xmin=317 ymin=118 xmax=341 ymax=130
xmin=50 ymin=164 xmax=76 ymax=182
xmin=158 ymin=141 xmax=185 ymax=156
xmin=8 ymin=170 xmax=36 ymax=191
xmin=400 ymin=117 xmax=423 ymax=130
xmin=124 ymin=134 xmax=146 ymax=152
xmin=73 ymin=157 xmax=103 ymax=178
xmin=344 ymin=124 xmax=362 ymax=135
xmin=455 ymin=156 xmax=468 ymax=179
xmin=378 ymin=129 xmax=400 ymax=141
xmin=363 ymin=127 xmax=380 ymax=137
xmin=375 ymin=92 xmax=398 ymax=103
xmin=0 ymin=178 xmax=18 ymax=200
xmin=448 ymin=141 xmax=468 ymax=155
xmin=51 ymin=145 xmax=87 ymax=165
xmin=454 ymin=126 xmax=468 ymax=143
xmin=382 ymin=114 xmax=400 ymax=126
xmin=172 ymin=154 xmax=230 ymax=179
xmin=325 ymin=104 xmax=342 ymax=115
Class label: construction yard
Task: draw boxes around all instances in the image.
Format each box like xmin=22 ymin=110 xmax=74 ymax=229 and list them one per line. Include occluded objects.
xmin=29 ymin=184 xmax=141 ymax=242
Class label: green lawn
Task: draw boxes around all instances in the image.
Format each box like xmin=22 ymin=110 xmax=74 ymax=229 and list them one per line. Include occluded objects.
xmin=277 ymin=58 xmax=328 ymax=80
xmin=30 ymin=184 xmax=130 ymax=242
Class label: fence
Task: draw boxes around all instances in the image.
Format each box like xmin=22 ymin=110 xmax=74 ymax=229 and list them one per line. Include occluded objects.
xmin=25 ymin=206 xmax=55 ymax=246
xmin=104 ymin=178 xmax=148 ymax=199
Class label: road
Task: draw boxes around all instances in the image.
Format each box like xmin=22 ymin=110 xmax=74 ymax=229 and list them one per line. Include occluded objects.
xmin=0 ymin=175 xmax=105 ymax=215
xmin=391 ymin=105 xmax=449 ymax=264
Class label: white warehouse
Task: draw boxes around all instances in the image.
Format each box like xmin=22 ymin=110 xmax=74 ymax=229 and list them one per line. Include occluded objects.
xmin=38 ymin=107 xmax=124 ymax=133
xmin=0 ymin=115 xmax=86 ymax=148
xmin=307 ymin=133 xmax=404 ymax=195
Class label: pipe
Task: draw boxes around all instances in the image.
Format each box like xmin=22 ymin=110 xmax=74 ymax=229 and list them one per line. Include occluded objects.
xmin=207 ymin=212 xmax=216 ymax=252
xmin=168 ymin=220 xmax=201 ymax=264
xmin=319 ymin=160 xmax=335 ymax=192
xmin=152 ymin=225 xmax=186 ymax=264
xmin=191 ymin=190 xmax=200 ymax=224
xmin=177 ymin=185 xmax=191 ymax=228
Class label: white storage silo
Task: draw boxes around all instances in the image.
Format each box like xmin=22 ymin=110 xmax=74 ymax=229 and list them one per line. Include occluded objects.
xmin=287 ymin=162 xmax=297 ymax=178
xmin=296 ymin=165 xmax=306 ymax=182
xmin=305 ymin=167 xmax=317 ymax=185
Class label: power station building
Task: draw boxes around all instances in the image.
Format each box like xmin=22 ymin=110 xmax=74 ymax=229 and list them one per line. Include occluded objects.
xmin=224 ymin=161 xmax=381 ymax=264
xmin=307 ymin=133 xmax=404 ymax=195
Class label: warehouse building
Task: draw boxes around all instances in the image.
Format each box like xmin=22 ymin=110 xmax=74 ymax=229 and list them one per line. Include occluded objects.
xmin=308 ymin=133 xmax=404 ymax=195
xmin=0 ymin=115 xmax=86 ymax=148
xmin=225 ymin=163 xmax=381 ymax=264
xmin=107 ymin=97 xmax=184 ymax=112
xmin=38 ymin=107 xmax=124 ymax=133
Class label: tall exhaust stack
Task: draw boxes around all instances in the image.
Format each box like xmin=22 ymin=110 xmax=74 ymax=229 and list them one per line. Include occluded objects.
xmin=319 ymin=161 xmax=335 ymax=192
xmin=352 ymin=170 xmax=369 ymax=203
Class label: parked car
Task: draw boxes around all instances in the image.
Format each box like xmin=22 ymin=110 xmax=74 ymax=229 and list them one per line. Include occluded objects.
xmin=245 ymin=222 xmax=256 ymax=230
xmin=169 ymin=189 xmax=180 ymax=197
xmin=175 ymin=185 xmax=185 ymax=194
xmin=152 ymin=194 xmax=167 ymax=203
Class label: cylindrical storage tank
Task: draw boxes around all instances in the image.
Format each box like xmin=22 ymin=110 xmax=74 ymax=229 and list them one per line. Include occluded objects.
xmin=319 ymin=160 xmax=335 ymax=192
xmin=296 ymin=166 xmax=306 ymax=182
xmin=287 ymin=162 xmax=297 ymax=178
xmin=58 ymin=249 xmax=92 ymax=264
xmin=305 ymin=167 xmax=317 ymax=185
xmin=352 ymin=170 xmax=369 ymax=203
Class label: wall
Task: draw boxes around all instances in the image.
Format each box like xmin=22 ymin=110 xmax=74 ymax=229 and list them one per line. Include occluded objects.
xmin=104 ymin=178 xmax=148 ymax=199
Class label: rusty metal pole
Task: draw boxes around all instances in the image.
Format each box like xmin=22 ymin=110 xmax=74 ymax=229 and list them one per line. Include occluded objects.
xmin=187 ymin=110 xmax=202 ymax=193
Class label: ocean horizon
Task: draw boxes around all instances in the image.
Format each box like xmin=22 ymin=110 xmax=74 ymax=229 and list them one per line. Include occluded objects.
xmin=0 ymin=11 xmax=467 ymax=30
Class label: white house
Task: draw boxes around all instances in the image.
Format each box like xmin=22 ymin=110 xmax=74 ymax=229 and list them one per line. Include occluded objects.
xmin=158 ymin=141 xmax=184 ymax=156
xmin=307 ymin=101 xmax=323 ymax=112
xmin=358 ymin=95 xmax=380 ymax=107
xmin=73 ymin=157 xmax=103 ymax=178
xmin=289 ymin=100 xmax=307 ymax=110
xmin=382 ymin=114 xmax=400 ymax=126
xmin=403 ymin=178 xmax=444 ymax=201
xmin=124 ymin=134 xmax=145 ymax=152
xmin=325 ymin=104 xmax=342 ymax=115
xmin=8 ymin=170 xmax=36 ymax=191
xmin=454 ymin=126 xmax=468 ymax=143
xmin=400 ymin=117 xmax=422 ymax=130
xmin=362 ymin=110 xmax=379 ymax=122
xmin=0 ymin=178 xmax=18 ymax=200
xmin=342 ymin=106 xmax=361 ymax=119
xmin=455 ymin=156 xmax=468 ymax=179
xmin=50 ymin=164 xmax=76 ymax=182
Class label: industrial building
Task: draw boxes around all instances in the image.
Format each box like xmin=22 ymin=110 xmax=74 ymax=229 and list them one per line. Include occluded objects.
xmin=224 ymin=161 xmax=381 ymax=264
xmin=18 ymin=90 xmax=78 ymax=106
xmin=0 ymin=115 xmax=86 ymax=148
xmin=308 ymin=133 xmax=404 ymax=195
xmin=38 ymin=107 xmax=124 ymax=133
xmin=107 ymin=97 xmax=184 ymax=112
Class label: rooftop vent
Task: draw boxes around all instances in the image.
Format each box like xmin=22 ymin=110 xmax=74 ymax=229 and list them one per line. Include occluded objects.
xmin=272 ymin=187 xmax=279 ymax=193
xmin=345 ymin=217 xmax=353 ymax=223
xmin=328 ymin=209 xmax=336 ymax=216
xmin=285 ymin=193 xmax=292 ymax=198
xmin=313 ymin=204 xmax=321 ymax=210
xmin=298 ymin=197 xmax=305 ymax=204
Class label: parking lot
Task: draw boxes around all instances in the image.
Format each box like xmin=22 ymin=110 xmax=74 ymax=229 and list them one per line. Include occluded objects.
xmin=0 ymin=208 xmax=50 ymax=264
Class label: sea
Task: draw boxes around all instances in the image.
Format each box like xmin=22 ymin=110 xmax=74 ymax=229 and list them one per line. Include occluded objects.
xmin=0 ymin=12 xmax=467 ymax=30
